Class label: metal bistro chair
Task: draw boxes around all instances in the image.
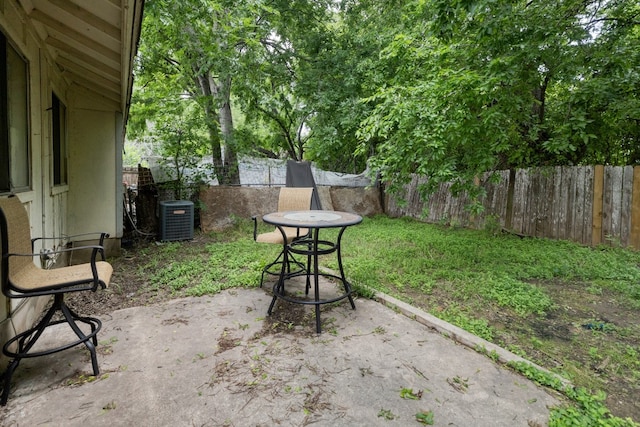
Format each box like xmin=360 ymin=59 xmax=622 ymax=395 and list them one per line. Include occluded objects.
xmin=0 ymin=195 xmax=113 ymax=405
xmin=252 ymin=187 xmax=314 ymax=288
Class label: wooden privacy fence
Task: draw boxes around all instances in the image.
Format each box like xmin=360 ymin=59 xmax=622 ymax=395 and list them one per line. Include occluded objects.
xmin=122 ymin=167 xmax=139 ymax=188
xmin=386 ymin=165 xmax=640 ymax=250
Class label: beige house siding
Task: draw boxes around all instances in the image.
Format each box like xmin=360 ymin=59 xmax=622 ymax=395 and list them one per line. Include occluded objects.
xmin=67 ymin=100 xmax=120 ymax=239
xmin=1 ymin=0 xmax=143 ymax=368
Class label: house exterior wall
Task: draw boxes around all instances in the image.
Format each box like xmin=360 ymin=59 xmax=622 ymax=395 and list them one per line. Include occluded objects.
xmin=67 ymin=87 xmax=120 ymax=240
xmin=0 ymin=2 xmax=125 ymax=367
xmin=1 ymin=3 xmax=49 ymax=356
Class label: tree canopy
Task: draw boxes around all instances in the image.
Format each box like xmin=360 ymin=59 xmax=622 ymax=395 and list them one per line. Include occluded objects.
xmin=128 ymin=0 xmax=639 ymax=194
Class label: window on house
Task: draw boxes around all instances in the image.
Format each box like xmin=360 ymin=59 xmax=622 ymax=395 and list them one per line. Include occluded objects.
xmin=0 ymin=32 xmax=30 ymax=193
xmin=52 ymin=93 xmax=67 ymax=186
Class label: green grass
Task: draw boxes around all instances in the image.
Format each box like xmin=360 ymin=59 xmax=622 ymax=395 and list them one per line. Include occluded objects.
xmin=338 ymin=216 xmax=640 ymax=309
xmin=132 ymin=215 xmax=640 ymax=426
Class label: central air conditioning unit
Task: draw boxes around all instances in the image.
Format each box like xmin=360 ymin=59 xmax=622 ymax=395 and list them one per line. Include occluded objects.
xmin=159 ymin=200 xmax=194 ymax=241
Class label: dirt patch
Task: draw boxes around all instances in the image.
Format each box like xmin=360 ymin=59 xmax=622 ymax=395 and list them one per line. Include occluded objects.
xmin=215 ymin=327 xmax=243 ymax=354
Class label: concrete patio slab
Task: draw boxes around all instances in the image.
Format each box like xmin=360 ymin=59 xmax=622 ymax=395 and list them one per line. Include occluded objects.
xmin=1 ymin=286 xmax=560 ymax=426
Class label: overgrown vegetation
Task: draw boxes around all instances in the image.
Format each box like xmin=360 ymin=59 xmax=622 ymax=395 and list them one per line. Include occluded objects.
xmin=130 ymin=0 xmax=640 ymax=184
xmin=117 ymin=216 xmax=639 ymax=425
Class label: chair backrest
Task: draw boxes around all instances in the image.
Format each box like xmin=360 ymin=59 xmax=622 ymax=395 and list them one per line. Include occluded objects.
xmin=285 ymin=160 xmax=322 ymax=210
xmin=0 ymin=196 xmax=34 ymax=296
xmin=277 ymin=187 xmax=313 ymax=212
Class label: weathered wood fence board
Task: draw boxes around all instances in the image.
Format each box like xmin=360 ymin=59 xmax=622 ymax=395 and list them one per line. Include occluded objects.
xmin=122 ymin=167 xmax=139 ymax=187
xmin=620 ymin=166 xmax=634 ymax=248
xmin=387 ymin=165 xmax=640 ymax=250
xmin=631 ymin=167 xmax=640 ymax=249
xmin=478 ymin=170 xmax=510 ymax=229
xmin=592 ymin=166 xmax=604 ymax=246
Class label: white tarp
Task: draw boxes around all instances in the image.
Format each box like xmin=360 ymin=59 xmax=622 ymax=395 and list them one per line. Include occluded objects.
xmin=146 ymin=156 xmax=373 ymax=187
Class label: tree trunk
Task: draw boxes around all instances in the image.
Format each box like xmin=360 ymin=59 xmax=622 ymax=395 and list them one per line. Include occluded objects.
xmin=219 ymin=76 xmax=240 ymax=185
xmin=194 ymin=72 xmax=225 ymax=183
xmin=532 ymin=74 xmax=550 ymax=143
xmin=204 ymin=73 xmax=240 ymax=185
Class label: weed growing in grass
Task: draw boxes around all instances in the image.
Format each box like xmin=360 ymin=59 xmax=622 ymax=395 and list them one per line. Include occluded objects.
xmin=477 ymin=274 xmax=553 ymax=316
xmin=148 ymin=236 xmax=269 ymax=294
xmin=158 ymin=242 xmax=181 ymax=255
xmin=151 ymin=259 xmax=205 ymax=291
xmin=439 ymin=306 xmax=494 ymax=341
xmin=508 ymin=361 xmax=637 ymax=427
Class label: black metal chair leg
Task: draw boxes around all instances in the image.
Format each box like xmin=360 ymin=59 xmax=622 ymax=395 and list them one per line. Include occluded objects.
xmin=61 ymin=302 xmax=101 ymax=376
xmin=1 ymin=295 xmax=103 ymax=405
xmin=337 ymin=228 xmax=356 ymax=310
xmin=1 ymin=358 xmax=20 ymax=406
xmin=305 ymin=242 xmax=312 ymax=295
xmin=13 ymin=299 xmax=59 ymax=357
xmin=65 ymin=304 xmax=100 ymax=347
xmin=261 ymin=250 xmax=308 ymax=288
xmin=268 ymin=245 xmax=290 ymax=315
xmin=260 ymin=249 xmax=286 ymax=288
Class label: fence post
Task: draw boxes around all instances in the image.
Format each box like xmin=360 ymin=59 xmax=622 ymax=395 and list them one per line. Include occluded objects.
xmin=504 ymin=169 xmax=516 ymax=230
xmin=630 ymin=166 xmax=640 ymax=250
xmin=591 ymin=165 xmax=604 ymax=247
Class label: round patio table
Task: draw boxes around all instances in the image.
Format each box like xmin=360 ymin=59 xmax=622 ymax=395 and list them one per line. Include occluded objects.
xmin=262 ymin=210 xmax=363 ymax=333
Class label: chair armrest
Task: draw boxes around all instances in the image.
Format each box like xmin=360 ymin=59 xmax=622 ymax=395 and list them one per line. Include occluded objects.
xmin=32 ymin=232 xmax=109 ymax=260
xmin=32 ymin=231 xmax=109 ymax=244
xmin=53 ymin=244 xmax=107 ymax=263
xmin=8 ymin=245 xmax=106 ymax=261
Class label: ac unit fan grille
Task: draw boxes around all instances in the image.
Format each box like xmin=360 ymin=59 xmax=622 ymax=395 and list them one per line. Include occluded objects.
xmin=159 ymin=201 xmax=194 ymax=241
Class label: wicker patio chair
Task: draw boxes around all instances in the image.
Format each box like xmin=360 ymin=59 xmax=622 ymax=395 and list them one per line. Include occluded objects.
xmin=0 ymin=195 xmax=112 ymax=405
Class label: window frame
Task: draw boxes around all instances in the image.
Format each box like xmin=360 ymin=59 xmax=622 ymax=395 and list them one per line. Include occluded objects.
xmin=0 ymin=31 xmax=30 ymax=194
xmin=51 ymin=92 xmax=67 ymax=187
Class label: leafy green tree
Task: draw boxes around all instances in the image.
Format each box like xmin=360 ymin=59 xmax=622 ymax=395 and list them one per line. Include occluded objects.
xmin=128 ymin=80 xmax=209 ymax=199
xmin=357 ymin=0 xmax=639 ymax=205
xmin=133 ymin=0 xmax=259 ymax=184
xmin=298 ymin=0 xmax=398 ymax=173
xmin=233 ymin=0 xmax=336 ymax=162
xmin=544 ymin=0 xmax=640 ymax=165
xmin=233 ymin=26 xmax=313 ymax=161
xmin=129 ymin=0 xmax=638 ymax=191
xmin=132 ymin=0 xmax=336 ymax=173
xmin=153 ymin=116 xmax=209 ymax=200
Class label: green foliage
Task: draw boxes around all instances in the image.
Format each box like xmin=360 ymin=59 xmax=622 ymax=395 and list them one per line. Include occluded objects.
xmin=356 ymin=0 xmax=640 ymax=200
xmin=340 ymin=216 xmax=640 ymax=311
xmin=477 ymin=275 xmax=552 ymax=316
xmin=508 ymin=361 xmax=638 ymax=427
xmin=438 ymin=307 xmax=494 ymax=341
xmin=147 ymin=233 xmax=271 ymax=295
xmin=143 ymin=99 xmax=210 ymax=199
xmin=131 ymin=0 xmax=638 ymax=183
xmin=377 ymin=408 xmax=395 ymax=420
xmin=399 ymin=387 xmax=422 ymax=400
xmin=416 ymin=410 xmax=435 ymax=425
xmin=132 ymin=0 xmax=341 ymax=171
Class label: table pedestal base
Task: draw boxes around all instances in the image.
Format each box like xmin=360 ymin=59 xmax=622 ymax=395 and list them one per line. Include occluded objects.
xmin=267 ymin=232 xmax=356 ymax=333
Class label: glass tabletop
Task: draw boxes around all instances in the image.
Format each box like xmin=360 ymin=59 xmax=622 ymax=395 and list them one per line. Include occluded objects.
xmin=262 ymin=210 xmax=362 ymax=228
